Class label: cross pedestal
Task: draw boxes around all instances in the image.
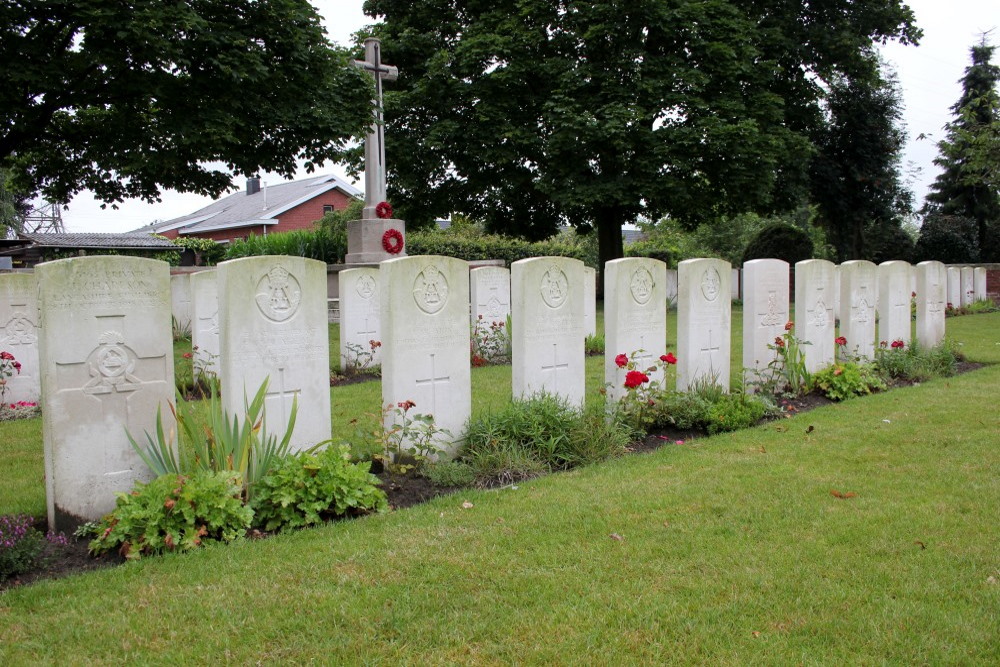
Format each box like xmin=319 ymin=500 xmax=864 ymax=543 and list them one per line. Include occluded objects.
xmin=346 ymin=37 xmax=406 ymax=265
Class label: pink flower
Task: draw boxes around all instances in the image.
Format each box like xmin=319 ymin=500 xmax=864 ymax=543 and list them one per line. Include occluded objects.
xmin=614 ymin=353 xmax=629 ymax=368
xmin=660 ymin=352 xmax=677 ymax=365
xmin=624 ymin=370 xmax=649 ymax=389
xmin=397 ymin=400 xmax=416 ymax=410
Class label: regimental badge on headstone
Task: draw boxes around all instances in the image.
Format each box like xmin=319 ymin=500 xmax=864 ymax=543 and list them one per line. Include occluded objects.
xmin=255 ymin=266 xmax=301 ymax=322
xmin=83 ymin=331 xmax=142 ymax=395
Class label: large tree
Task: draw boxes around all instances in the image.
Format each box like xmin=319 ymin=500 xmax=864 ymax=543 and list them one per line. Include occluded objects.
xmin=1 ymin=0 xmax=372 ymax=206
xmin=923 ymin=40 xmax=1000 ymax=261
xmin=809 ymin=56 xmax=913 ymax=262
xmin=363 ymin=0 xmax=920 ymax=271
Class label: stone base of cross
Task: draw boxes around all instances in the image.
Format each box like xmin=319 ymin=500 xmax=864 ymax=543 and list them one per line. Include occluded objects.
xmin=344 ymin=217 xmax=407 ymax=265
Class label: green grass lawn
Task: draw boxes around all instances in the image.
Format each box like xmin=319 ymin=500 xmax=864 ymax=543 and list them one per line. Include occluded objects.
xmin=1 ymin=312 xmax=997 ymax=663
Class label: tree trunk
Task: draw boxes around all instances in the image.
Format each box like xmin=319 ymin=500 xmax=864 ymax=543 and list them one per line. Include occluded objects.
xmin=596 ymin=206 xmax=625 ymax=298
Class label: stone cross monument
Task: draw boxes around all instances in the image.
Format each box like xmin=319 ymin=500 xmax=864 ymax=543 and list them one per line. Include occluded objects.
xmin=346 ymin=37 xmax=407 ymax=264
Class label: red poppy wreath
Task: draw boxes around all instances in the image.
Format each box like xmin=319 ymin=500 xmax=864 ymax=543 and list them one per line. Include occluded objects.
xmin=382 ymin=228 xmax=404 ymax=254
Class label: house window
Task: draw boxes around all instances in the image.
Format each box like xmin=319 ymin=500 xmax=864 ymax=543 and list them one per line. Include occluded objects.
xmin=322 ymin=205 xmax=334 ymax=214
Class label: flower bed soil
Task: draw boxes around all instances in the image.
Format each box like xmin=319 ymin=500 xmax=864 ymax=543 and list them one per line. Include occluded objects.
xmin=2 ymin=361 xmax=985 ymax=591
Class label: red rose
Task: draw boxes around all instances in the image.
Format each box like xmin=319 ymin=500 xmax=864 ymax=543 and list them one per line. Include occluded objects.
xmin=614 ymin=353 xmax=629 ymax=368
xmin=784 ymin=321 xmax=794 ymax=331
xmin=891 ymin=339 xmax=905 ymax=349
xmin=624 ymin=370 xmax=649 ymax=389
xmin=397 ymin=400 xmax=416 ymax=410
xmin=660 ymin=352 xmax=677 ymax=365
xmin=835 ymin=336 xmax=847 ymax=346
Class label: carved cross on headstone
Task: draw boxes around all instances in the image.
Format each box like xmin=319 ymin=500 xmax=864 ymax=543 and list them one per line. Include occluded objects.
xmin=700 ymin=328 xmax=721 ymax=364
xmin=633 ymin=335 xmax=654 ymax=370
xmin=265 ymin=366 xmax=300 ymax=429
xmin=353 ymin=37 xmax=398 ymax=220
xmin=415 ymin=353 xmax=450 ymax=416
xmin=540 ymin=343 xmax=569 ymax=392
xmin=356 ymin=308 xmax=378 ymax=339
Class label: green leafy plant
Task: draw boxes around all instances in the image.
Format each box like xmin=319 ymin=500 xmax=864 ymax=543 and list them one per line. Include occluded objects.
xmin=463 ymin=393 xmax=629 ymax=485
xmin=89 ymin=471 xmax=253 ymax=560
xmin=127 ymin=377 xmax=298 ymax=501
xmin=343 ymin=339 xmax=382 ymax=375
xmin=251 ymin=445 xmax=388 ymax=532
xmin=421 ymin=460 xmax=477 ymax=488
xmin=0 ymin=513 xmax=45 ymax=580
xmin=812 ymin=362 xmax=887 ymax=401
xmin=584 ymin=332 xmax=605 ymax=355
xmin=745 ymin=321 xmax=811 ymax=397
xmin=874 ymin=339 xmax=961 ymax=382
xmin=171 ymin=315 xmax=191 ymax=342
xmin=706 ymin=393 xmax=774 ymax=434
xmin=471 ymin=315 xmax=511 ymax=366
xmin=613 ymin=349 xmax=678 ymax=433
xmin=354 ymin=400 xmax=451 ymax=474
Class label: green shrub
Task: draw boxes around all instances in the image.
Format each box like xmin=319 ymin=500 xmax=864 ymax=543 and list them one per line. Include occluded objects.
xmin=584 ymin=333 xmax=605 ymax=355
xmin=706 ymin=394 xmax=773 ymax=434
xmin=421 ymin=461 xmax=477 ymax=488
xmin=462 ymin=393 xmax=628 ymax=485
xmin=406 ymin=231 xmax=588 ymax=266
xmin=812 ymin=363 xmax=887 ymax=401
xmin=741 ymin=222 xmax=814 ymax=265
xmin=171 ymin=237 xmax=225 ymax=265
xmin=874 ymin=341 xmax=959 ymax=382
xmin=251 ymin=445 xmax=388 ymax=532
xmin=646 ymin=390 xmax=714 ymax=430
xmin=128 ymin=378 xmax=298 ymax=502
xmin=89 ymin=471 xmax=253 ymax=560
xmin=224 ymin=228 xmax=346 ymax=264
xmin=0 ymin=514 xmax=45 ymax=580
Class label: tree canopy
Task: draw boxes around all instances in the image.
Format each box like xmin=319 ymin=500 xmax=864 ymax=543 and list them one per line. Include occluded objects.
xmin=363 ymin=0 xmax=920 ymax=270
xmin=809 ymin=56 xmax=913 ymax=262
xmin=923 ymin=40 xmax=1000 ymax=261
xmin=1 ymin=0 xmax=372 ymax=207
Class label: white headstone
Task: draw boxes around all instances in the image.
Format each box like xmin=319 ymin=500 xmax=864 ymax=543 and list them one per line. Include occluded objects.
xmin=217 ymin=256 xmax=331 ymax=452
xmin=338 ymin=268 xmax=382 ymax=371
xmin=960 ymin=267 xmax=975 ymax=306
xmin=470 ymin=266 xmax=511 ymax=326
xmin=37 ymin=257 xmax=174 ymax=530
xmin=582 ymin=266 xmax=597 ymax=338
xmin=947 ymin=267 xmax=961 ymax=309
xmin=742 ymin=259 xmax=789 ymax=387
xmin=974 ymin=267 xmax=987 ymax=301
xmin=877 ymin=261 xmax=912 ymax=347
xmin=190 ymin=270 xmax=220 ymax=377
xmin=170 ymin=273 xmax=192 ymax=333
xmin=665 ymin=269 xmax=678 ymax=309
xmin=381 ymin=256 xmax=471 ymax=457
xmin=795 ymin=259 xmax=836 ymax=373
xmin=0 ymin=273 xmax=41 ymax=404
xmin=677 ymin=258 xmax=731 ymax=392
xmin=512 ymin=257 xmax=586 ymax=405
xmin=604 ymin=258 xmax=668 ymax=401
xmin=839 ymin=260 xmax=877 ymax=360
xmin=915 ymin=261 xmax=947 ymax=349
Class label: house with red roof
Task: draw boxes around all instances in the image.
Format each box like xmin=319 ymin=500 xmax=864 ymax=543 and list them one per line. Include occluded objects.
xmin=136 ymin=174 xmax=361 ymax=243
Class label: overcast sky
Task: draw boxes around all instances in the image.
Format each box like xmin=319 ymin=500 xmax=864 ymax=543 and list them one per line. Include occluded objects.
xmin=58 ymin=0 xmax=999 ymax=233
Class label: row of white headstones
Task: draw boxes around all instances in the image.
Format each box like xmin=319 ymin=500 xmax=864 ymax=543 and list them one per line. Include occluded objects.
xmin=0 ymin=255 xmax=954 ymax=531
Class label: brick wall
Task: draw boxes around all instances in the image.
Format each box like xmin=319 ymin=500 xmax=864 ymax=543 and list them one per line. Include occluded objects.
xmin=270 ymin=189 xmax=354 ymax=233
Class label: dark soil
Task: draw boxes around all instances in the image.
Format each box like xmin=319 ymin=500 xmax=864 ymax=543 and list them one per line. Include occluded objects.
xmin=3 ymin=361 xmax=988 ymax=591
